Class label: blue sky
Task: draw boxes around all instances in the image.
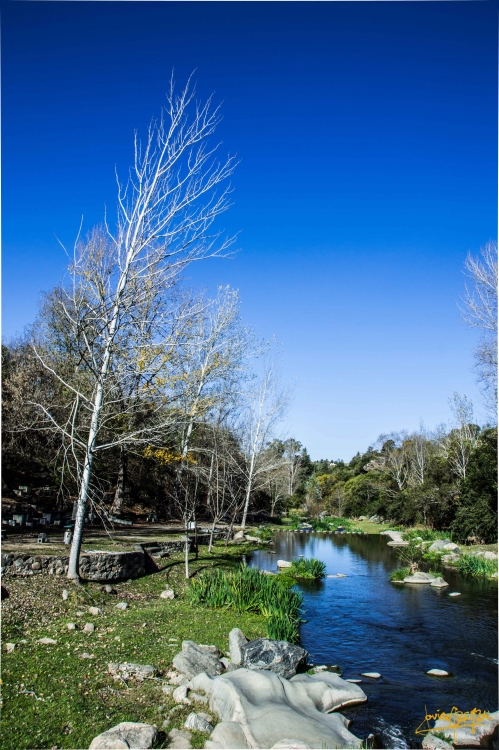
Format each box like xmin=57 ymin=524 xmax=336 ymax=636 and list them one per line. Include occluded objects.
xmin=2 ymin=2 xmax=497 ymax=460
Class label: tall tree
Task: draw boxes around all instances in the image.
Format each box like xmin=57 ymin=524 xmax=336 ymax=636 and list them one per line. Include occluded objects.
xmin=31 ymin=77 xmax=237 ymax=581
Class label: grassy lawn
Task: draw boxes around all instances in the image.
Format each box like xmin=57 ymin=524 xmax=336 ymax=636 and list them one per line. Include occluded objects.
xmin=1 ymin=543 xmax=266 ymax=750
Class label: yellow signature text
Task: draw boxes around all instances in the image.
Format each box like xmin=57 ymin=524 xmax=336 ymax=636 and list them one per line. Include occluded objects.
xmin=416 ymin=706 xmax=493 ymax=739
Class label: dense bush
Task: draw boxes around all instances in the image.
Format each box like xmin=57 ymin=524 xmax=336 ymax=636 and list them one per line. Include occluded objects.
xmin=457 ymin=555 xmax=498 ymax=578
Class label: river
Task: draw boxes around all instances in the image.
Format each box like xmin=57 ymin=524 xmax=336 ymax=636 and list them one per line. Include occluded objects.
xmin=249 ymin=531 xmax=498 ymax=749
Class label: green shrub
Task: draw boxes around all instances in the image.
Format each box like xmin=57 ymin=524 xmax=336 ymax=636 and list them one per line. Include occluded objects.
xmin=402 ymin=529 xmax=450 ymax=542
xmin=390 ymin=567 xmax=409 ymax=581
xmin=187 ymin=565 xmax=304 ymax=643
xmin=253 ymin=524 xmax=274 ymax=541
xmin=287 ymin=558 xmax=326 ymax=579
xmin=457 ymin=555 xmax=498 ymax=578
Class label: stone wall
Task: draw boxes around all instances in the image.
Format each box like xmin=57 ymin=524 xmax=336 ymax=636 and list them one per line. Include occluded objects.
xmin=1 ymin=550 xmax=146 ymax=581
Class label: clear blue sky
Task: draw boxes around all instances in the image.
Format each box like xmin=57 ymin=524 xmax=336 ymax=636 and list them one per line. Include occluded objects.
xmin=2 ymin=2 xmax=497 ymax=460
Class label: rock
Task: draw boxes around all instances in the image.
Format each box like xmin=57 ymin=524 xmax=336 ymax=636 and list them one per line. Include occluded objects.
xmin=358 ymin=516 xmax=367 ymax=521
xmin=233 ymin=530 xmax=246 ymax=541
xmin=173 ymin=685 xmax=191 ymax=704
xmin=189 ymin=691 xmax=208 ymax=703
xmin=360 ymin=672 xmax=381 ymax=679
xmin=429 ymin=577 xmax=449 ymax=588
xmin=80 ymin=652 xmax=94 ymax=659
xmin=173 ymin=640 xmax=224 ymax=679
xmin=206 ymin=722 xmax=249 ymax=749
xmin=449 ymin=592 xmax=461 ymax=597
xmin=88 ymin=721 xmax=158 ymax=749
xmin=442 ymin=554 xmax=460 ymax=564
xmin=277 ymin=560 xmax=292 ymax=568
xmin=184 ymin=712 xmax=214 ymax=732
xmin=335 ymin=573 xmax=348 ymax=578
xmin=198 ymin=644 xmax=221 ymax=657
xmin=89 ymin=606 xmax=103 ymax=616
xmin=428 ymin=539 xmax=451 ymax=552
xmin=161 ymin=684 xmax=174 ymax=695
xmin=422 ymin=734 xmax=453 ymax=749
xmin=310 ymin=665 xmax=327 ymax=673
xmin=67 ymin=622 xmax=77 ymax=630
xmin=220 ymin=657 xmax=230 ymax=669
xmin=38 ymin=637 xmax=57 ymax=645
xmin=442 ymin=543 xmax=460 ymax=553
xmin=403 ymin=572 xmax=437 ymax=584
xmin=160 ymin=589 xmax=175 ymax=600
xmin=115 ymin=602 xmax=128 ymax=610
xmin=271 ymin=742 xmax=311 ymax=749
xmin=427 ymin=669 xmax=448 ymax=676
xmin=483 ymin=551 xmax=498 ymax=560
xmin=433 ymin=709 xmax=499 ymax=746
xmin=62 ymin=589 xmax=69 ymax=600
xmin=83 ymin=623 xmax=95 ymax=633
xmin=229 ymin=628 xmax=248 ymax=665
xmin=168 ymin=729 xmax=192 ymax=749
xmin=103 ymin=585 xmax=114 ymax=593
xmin=345 ymin=679 xmax=362 ymax=683
xmin=190 ymin=668 xmax=366 ymax=749
xmin=5 ymin=643 xmax=15 ymax=653
xmin=108 ymin=662 xmax=157 ymax=680
xmin=169 ymin=673 xmax=189 ymax=686
xmin=240 ymin=639 xmax=309 ymax=680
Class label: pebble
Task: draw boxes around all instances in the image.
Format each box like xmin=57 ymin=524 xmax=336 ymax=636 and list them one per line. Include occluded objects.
xmin=162 ymin=684 xmax=174 ymax=695
xmin=83 ymin=623 xmax=95 ymax=633
xmin=37 ymin=637 xmax=58 ymax=645
xmin=88 ymin=606 xmax=103 ymax=616
xmin=173 ymin=685 xmax=191 ymax=704
xmin=62 ymin=589 xmax=69 ymax=601
xmin=448 ymin=592 xmax=461 ymax=597
xmin=115 ymin=602 xmax=128 ymax=610
xmin=5 ymin=643 xmax=16 ymax=653
xmin=67 ymin=623 xmax=77 ymax=630
xmin=361 ymin=672 xmax=381 ymax=679
xmin=79 ymin=652 xmax=94 ymax=659
xmin=76 ymin=611 xmax=84 ymax=617
xmin=427 ymin=669 xmax=449 ymax=676
xmin=103 ymin=585 xmax=114 ymax=594
xmin=168 ymin=729 xmax=192 ymax=749
xmin=346 ymin=679 xmax=362 ymax=683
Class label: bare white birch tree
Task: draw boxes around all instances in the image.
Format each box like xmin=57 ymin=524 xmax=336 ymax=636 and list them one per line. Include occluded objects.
xmin=460 ymin=240 xmax=498 ymax=410
xmin=30 ymin=77 xmax=237 ymax=581
xmin=238 ymin=357 xmax=290 ymax=529
xmin=446 ymin=392 xmax=480 ymax=480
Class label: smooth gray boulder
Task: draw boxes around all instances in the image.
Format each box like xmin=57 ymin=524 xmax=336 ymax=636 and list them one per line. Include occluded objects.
xmin=229 ymin=628 xmax=248 ymax=665
xmin=442 ymin=543 xmax=460 ymax=553
xmin=433 ymin=709 xmax=499 ymax=746
xmin=429 ymin=577 xmax=449 ymax=588
xmin=428 ymin=539 xmax=450 ymax=552
xmin=483 ymin=551 xmax=498 ymax=560
xmin=173 ymin=640 xmax=224 ymax=679
xmin=189 ymin=667 xmax=366 ymax=748
xmin=403 ymin=572 xmax=436 ymax=584
xmin=206 ymin=721 xmax=250 ymax=749
xmin=240 ymin=638 xmax=308 ymax=679
xmin=88 ymin=721 xmax=158 ymax=749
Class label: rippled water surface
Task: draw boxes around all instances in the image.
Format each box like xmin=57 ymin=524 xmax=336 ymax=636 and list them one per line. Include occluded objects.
xmin=249 ymin=532 xmax=498 ymax=748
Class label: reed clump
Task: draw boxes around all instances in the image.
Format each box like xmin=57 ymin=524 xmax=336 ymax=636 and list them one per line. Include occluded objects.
xmin=286 ymin=557 xmax=326 ymax=579
xmin=458 ymin=555 xmax=498 ymax=578
xmin=187 ymin=565 xmax=303 ymax=643
xmin=390 ymin=567 xmax=410 ymax=582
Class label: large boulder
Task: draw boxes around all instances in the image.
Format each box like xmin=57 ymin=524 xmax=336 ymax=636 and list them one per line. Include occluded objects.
xmin=88 ymin=722 xmax=158 ymax=749
xmin=190 ymin=668 xmax=366 ymax=749
xmin=173 ymin=640 xmax=224 ymax=679
xmin=240 ymin=639 xmax=308 ymax=679
xmin=229 ymin=628 xmax=248 ymax=665
xmin=429 ymin=577 xmax=449 ymax=588
xmin=483 ymin=551 xmax=498 ymax=560
xmin=403 ymin=572 xmax=436 ymax=584
xmin=428 ymin=539 xmax=451 ymax=552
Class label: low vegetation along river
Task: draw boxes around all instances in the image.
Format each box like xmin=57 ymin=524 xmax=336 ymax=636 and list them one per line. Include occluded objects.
xmin=249 ymin=531 xmax=498 ymax=749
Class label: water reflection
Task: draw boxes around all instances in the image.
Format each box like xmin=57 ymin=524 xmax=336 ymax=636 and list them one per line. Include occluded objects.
xmin=249 ymin=532 xmax=498 ymax=748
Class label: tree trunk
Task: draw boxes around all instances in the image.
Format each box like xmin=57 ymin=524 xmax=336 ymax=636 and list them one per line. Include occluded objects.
xmin=241 ymin=452 xmax=256 ymax=529
xmin=111 ymin=446 xmax=128 ymax=516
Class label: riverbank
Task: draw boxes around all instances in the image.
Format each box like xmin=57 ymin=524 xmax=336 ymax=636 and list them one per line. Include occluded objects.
xmin=1 ymin=544 xmax=268 ymax=750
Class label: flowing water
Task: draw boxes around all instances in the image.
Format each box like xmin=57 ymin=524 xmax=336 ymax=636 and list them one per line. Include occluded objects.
xmin=249 ymin=531 xmax=498 ymax=748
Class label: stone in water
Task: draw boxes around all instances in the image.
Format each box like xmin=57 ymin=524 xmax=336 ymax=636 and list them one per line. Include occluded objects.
xmin=448 ymin=592 xmax=461 ymax=597
xmin=361 ymin=672 xmax=381 ymax=679
xmin=427 ymin=668 xmax=448 ymax=676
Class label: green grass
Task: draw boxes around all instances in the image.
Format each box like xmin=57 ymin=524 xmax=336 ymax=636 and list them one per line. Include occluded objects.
xmin=187 ymin=565 xmax=303 ymax=643
xmin=251 ymin=524 xmax=275 ymax=541
xmin=457 ymin=555 xmax=498 ymax=578
xmin=1 ymin=544 xmax=268 ymax=750
xmin=402 ymin=529 xmax=451 ymax=542
xmin=389 ymin=567 xmax=409 ymax=582
xmin=286 ymin=558 xmax=326 ymax=580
